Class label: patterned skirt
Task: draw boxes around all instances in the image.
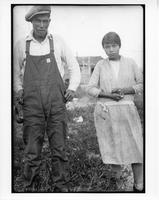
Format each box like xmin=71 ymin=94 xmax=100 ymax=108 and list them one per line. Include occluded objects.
xmin=94 ymin=100 xmax=143 ymax=165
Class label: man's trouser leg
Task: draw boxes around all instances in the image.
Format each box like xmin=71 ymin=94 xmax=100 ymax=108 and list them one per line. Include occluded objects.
xmin=23 ymin=96 xmax=45 ymax=187
xmin=46 ymin=103 xmax=69 ymax=190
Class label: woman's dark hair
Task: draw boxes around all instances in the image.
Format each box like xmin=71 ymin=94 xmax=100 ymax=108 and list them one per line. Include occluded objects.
xmin=102 ymin=32 xmax=121 ymax=48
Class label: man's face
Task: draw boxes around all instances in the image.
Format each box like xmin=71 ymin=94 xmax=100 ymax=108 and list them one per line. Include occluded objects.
xmin=103 ymin=43 xmax=120 ymax=60
xmin=31 ymin=14 xmax=51 ymax=38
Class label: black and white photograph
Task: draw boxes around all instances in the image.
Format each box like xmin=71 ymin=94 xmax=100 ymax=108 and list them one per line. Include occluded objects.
xmin=12 ymin=4 xmax=145 ymax=193
xmin=0 ymin=0 xmax=159 ymax=200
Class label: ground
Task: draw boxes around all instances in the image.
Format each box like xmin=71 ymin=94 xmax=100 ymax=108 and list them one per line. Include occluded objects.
xmin=13 ymin=87 xmax=144 ymax=192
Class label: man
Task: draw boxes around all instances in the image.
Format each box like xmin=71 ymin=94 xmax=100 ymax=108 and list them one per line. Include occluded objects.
xmin=14 ymin=5 xmax=81 ymax=192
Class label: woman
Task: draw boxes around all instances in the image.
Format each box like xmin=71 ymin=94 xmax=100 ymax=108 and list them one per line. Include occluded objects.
xmin=86 ymin=32 xmax=143 ymax=192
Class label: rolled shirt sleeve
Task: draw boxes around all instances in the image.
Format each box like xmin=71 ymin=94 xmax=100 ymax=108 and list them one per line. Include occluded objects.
xmin=14 ymin=33 xmax=81 ymax=94
xmin=14 ymin=39 xmax=24 ymax=93
xmin=60 ymin=37 xmax=81 ymax=91
xmin=86 ymin=61 xmax=101 ymax=97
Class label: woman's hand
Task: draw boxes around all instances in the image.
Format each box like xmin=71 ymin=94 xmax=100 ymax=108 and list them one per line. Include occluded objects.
xmin=112 ymin=87 xmax=135 ymax=95
xmin=112 ymin=88 xmax=124 ymax=95
xmin=98 ymin=90 xmax=124 ymax=101
xmin=109 ymin=93 xmax=124 ymax=101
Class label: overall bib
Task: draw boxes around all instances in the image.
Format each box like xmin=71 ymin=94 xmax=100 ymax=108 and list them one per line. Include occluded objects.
xmin=23 ymin=35 xmax=68 ymax=188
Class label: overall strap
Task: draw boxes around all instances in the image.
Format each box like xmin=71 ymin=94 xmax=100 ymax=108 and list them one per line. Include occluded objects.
xmin=25 ymin=40 xmax=31 ymax=56
xmin=49 ymin=34 xmax=54 ymax=53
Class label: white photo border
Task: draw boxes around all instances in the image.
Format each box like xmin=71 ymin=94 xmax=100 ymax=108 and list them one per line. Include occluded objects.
xmin=0 ymin=0 xmax=159 ymax=200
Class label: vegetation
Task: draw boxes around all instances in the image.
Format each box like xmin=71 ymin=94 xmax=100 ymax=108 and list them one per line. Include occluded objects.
xmin=13 ymin=88 xmax=143 ymax=192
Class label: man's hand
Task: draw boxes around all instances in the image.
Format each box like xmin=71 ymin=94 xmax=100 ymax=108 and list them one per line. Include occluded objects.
xmin=15 ymin=89 xmax=24 ymax=123
xmin=16 ymin=89 xmax=24 ymax=105
xmin=64 ymin=89 xmax=75 ymax=102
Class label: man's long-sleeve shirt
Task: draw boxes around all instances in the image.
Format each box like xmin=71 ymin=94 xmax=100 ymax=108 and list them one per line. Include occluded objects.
xmin=14 ymin=31 xmax=81 ymax=93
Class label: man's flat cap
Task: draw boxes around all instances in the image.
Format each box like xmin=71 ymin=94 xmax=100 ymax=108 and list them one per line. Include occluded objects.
xmin=25 ymin=6 xmax=51 ymax=22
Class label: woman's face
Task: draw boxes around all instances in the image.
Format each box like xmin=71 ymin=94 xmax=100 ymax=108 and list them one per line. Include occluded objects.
xmin=103 ymin=43 xmax=120 ymax=60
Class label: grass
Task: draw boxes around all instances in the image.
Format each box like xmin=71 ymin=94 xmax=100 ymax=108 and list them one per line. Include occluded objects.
xmin=13 ymin=88 xmax=143 ymax=192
